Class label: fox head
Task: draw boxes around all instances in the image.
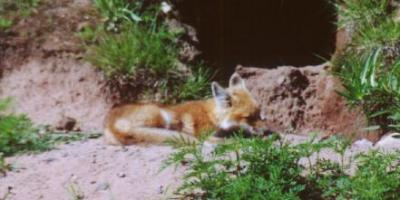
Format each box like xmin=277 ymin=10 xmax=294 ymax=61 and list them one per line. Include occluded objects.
xmin=212 ymin=73 xmax=265 ymax=136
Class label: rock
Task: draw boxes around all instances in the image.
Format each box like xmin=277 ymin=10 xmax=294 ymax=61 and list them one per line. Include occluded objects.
xmin=375 ymin=133 xmax=400 ymax=151
xmin=352 ymin=139 xmax=373 ymax=149
xmin=95 ymin=182 xmax=110 ymax=191
xmin=55 ymin=116 xmax=79 ymax=131
xmin=236 ymin=64 xmax=375 ymax=141
xmin=117 ymin=172 xmax=126 ymax=178
xmin=42 ymin=158 xmax=57 ymax=164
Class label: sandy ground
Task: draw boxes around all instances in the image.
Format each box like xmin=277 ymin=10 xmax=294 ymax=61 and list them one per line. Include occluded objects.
xmin=0 ymin=58 xmax=111 ymax=131
xmin=0 ymin=139 xmax=185 ymax=200
xmin=1 ymin=134 xmax=399 ymax=200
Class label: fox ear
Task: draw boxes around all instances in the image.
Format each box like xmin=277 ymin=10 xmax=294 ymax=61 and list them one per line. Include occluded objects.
xmin=212 ymin=82 xmax=230 ymax=108
xmin=229 ymin=73 xmax=246 ymax=89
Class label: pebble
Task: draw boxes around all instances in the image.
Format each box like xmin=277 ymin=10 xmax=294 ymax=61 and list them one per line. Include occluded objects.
xmin=42 ymin=158 xmax=57 ymax=164
xmin=96 ymin=182 xmax=110 ymax=191
xmin=117 ymin=172 xmax=126 ymax=178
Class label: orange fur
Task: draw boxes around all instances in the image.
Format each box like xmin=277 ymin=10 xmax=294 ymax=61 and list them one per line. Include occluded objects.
xmin=104 ymin=73 xmax=265 ymax=145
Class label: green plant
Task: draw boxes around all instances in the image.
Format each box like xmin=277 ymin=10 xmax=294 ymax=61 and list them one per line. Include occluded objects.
xmin=165 ymin=133 xmax=400 ymax=199
xmin=0 ymin=153 xmax=10 ymax=175
xmin=175 ymin=67 xmax=213 ymax=100
xmin=337 ymin=48 xmax=400 ymax=131
xmin=165 ymin=134 xmax=308 ymax=199
xmin=88 ymin=23 xmax=178 ymax=77
xmin=334 ymin=0 xmax=400 ymax=132
xmin=0 ymin=0 xmax=40 ymax=17
xmin=67 ymin=182 xmax=85 ymax=200
xmin=0 ymin=98 xmax=49 ymax=156
xmin=0 ymin=18 xmax=12 ymax=30
xmin=0 ymin=98 xmax=100 ymax=173
xmin=338 ymin=0 xmax=389 ymax=28
xmin=356 ymin=19 xmax=400 ymax=49
xmin=76 ymin=25 xmax=102 ymax=44
xmin=93 ymin=0 xmax=144 ymax=31
xmin=88 ymin=0 xmax=214 ymax=102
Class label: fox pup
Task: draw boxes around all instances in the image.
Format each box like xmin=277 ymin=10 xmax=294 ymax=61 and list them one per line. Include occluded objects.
xmin=104 ymin=73 xmax=266 ymax=145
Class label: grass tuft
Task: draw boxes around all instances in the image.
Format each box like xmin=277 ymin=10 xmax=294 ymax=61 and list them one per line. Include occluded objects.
xmin=88 ymin=24 xmax=178 ymax=77
xmin=86 ymin=0 xmax=213 ymax=102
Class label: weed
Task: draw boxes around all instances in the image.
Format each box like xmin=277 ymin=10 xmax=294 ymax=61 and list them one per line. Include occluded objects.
xmin=87 ymin=23 xmax=178 ymax=78
xmin=0 ymin=98 xmax=48 ymax=156
xmin=93 ymin=0 xmax=143 ymax=31
xmin=76 ymin=25 xmax=103 ymax=44
xmin=337 ymin=47 xmax=400 ymax=131
xmin=0 ymin=98 xmax=100 ymax=173
xmin=87 ymin=0 xmax=213 ymax=102
xmin=175 ymin=67 xmax=213 ymax=100
xmin=0 ymin=153 xmax=11 ymax=176
xmin=334 ymin=0 xmax=400 ymax=132
xmin=165 ymin=134 xmax=307 ymax=199
xmin=0 ymin=18 xmax=12 ymax=30
xmin=165 ymin=134 xmax=400 ymax=199
xmin=67 ymin=182 xmax=85 ymax=200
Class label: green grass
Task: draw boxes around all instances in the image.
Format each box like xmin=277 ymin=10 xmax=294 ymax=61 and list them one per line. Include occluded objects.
xmin=88 ymin=24 xmax=178 ymax=77
xmin=175 ymin=67 xmax=213 ymax=100
xmin=336 ymin=0 xmax=398 ymax=50
xmin=0 ymin=0 xmax=41 ymax=32
xmin=0 ymin=98 xmax=47 ymax=156
xmin=356 ymin=19 xmax=400 ymax=49
xmin=87 ymin=0 xmax=213 ymax=102
xmin=334 ymin=0 xmax=400 ymax=132
xmin=164 ymin=133 xmax=400 ymax=199
xmin=0 ymin=18 xmax=12 ymax=30
xmin=76 ymin=25 xmax=102 ymax=44
xmin=93 ymin=0 xmax=143 ymax=32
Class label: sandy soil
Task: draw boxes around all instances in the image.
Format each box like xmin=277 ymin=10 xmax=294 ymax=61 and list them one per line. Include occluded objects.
xmin=0 ymin=58 xmax=111 ymax=131
xmin=0 ymin=139 xmax=185 ymax=200
xmin=0 ymin=0 xmax=111 ymax=132
xmin=1 ymin=134 xmax=399 ymax=200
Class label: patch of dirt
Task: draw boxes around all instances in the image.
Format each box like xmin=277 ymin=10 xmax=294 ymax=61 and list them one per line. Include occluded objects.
xmin=0 ymin=0 xmax=110 ymax=131
xmin=237 ymin=64 xmax=377 ymax=141
xmin=0 ymin=0 xmax=95 ymax=69
xmin=0 ymin=58 xmax=110 ymax=131
xmin=2 ymin=134 xmax=399 ymax=200
xmin=0 ymin=139 xmax=184 ymax=200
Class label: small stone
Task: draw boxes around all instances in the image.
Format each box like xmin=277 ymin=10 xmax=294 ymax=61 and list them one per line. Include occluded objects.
xmin=90 ymin=180 xmax=96 ymax=185
xmin=42 ymin=157 xmax=57 ymax=164
xmin=56 ymin=116 xmax=78 ymax=131
xmin=96 ymin=182 xmax=110 ymax=191
xmin=117 ymin=172 xmax=126 ymax=178
xmin=70 ymin=174 xmax=78 ymax=182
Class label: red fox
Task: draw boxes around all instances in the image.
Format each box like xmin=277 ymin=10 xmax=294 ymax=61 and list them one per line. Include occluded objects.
xmin=104 ymin=73 xmax=266 ymax=145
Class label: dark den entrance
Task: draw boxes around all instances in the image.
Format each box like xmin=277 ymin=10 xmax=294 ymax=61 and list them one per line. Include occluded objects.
xmin=173 ymin=0 xmax=337 ymax=76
